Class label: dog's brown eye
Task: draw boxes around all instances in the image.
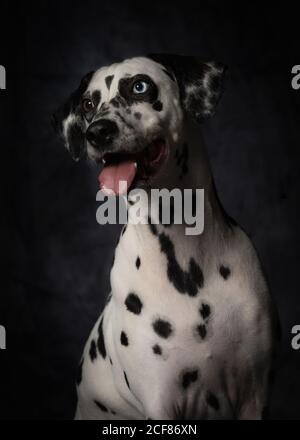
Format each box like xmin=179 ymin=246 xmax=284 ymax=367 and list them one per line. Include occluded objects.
xmin=82 ymin=98 xmax=95 ymax=113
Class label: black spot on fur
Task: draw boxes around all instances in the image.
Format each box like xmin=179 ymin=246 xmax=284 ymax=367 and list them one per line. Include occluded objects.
xmin=182 ymin=369 xmax=198 ymax=389
xmin=110 ymin=97 xmax=120 ymax=108
xmin=206 ymin=392 xmax=220 ymax=411
xmin=157 ymin=232 xmax=204 ymax=297
xmin=94 ymin=400 xmax=108 ymax=412
xmin=219 ymin=265 xmax=231 ymax=280
xmin=189 ymin=258 xmax=204 ymax=288
xmin=134 ymin=112 xmax=142 ymax=120
xmin=109 ymin=357 xmax=113 ymax=365
xmin=97 ymin=317 xmax=106 ymax=359
xmin=125 ymin=292 xmax=143 ymax=315
xmin=152 ymin=318 xmax=173 ymax=339
xmin=152 ymin=344 xmax=162 ymax=355
xmin=105 ymin=75 xmax=114 ymax=90
xmin=125 ymin=107 xmax=131 ymax=114
xmin=118 ymin=95 xmax=128 ymax=108
xmin=76 ymin=359 xmax=83 ymax=385
xmin=122 ymin=225 xmax=127 ymax=235
xmin=152 ymin=100 xmax=163 ymax=111
xmin=120 ymin=331 xmax=129 ymax=346
xmin=148 ymin=219 xmax=158 ymax=236
xmin=67 ymin=121 xmax=86 ymax=161
xmin=119 ymin=74 xmax=158 ymax=105
xmin=124 ymin=371 xmax=130 ymax=389
xmin=92 ymin=90 xmax=101 ymax=106
xmin=135 ymin=257 xmax=141 ymax=269
xmin=197 ymin=324 xmax=207 ymax=339
xmin=89 ymin=339 xmax=97 ymax=362
xmin=200 ymin=303 xmax=211 ymax=321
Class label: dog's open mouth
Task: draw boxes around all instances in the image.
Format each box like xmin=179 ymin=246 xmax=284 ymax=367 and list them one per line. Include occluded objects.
xmin=98 ymin=139 xmax=167 ymax=195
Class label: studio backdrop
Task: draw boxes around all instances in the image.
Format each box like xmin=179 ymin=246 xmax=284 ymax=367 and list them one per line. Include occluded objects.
xmin=1 ymin=0 xmax=300 ymax=420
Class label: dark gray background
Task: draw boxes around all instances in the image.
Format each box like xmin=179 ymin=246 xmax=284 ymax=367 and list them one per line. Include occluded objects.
xmin=1 ymin=0 xmax=300 ymax=419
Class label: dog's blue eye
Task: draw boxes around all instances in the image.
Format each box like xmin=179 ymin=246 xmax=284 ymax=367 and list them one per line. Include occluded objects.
xmin=133 ymin=81 xmax=148 ymax=94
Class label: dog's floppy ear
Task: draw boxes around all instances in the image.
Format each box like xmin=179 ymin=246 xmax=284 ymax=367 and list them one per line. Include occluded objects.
xmin=52 ymin=71 xmax=94 ymax=161
xmin=148 ymin=54 xmax=226 ymax=121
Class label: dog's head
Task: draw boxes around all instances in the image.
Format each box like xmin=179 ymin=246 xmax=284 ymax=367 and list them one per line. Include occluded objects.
xmin=52 ymin=55 xmax=226 ymax=194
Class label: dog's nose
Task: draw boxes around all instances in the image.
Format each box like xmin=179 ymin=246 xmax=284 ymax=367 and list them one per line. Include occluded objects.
xmin=86 ymin=119 xmax=119 ymax=148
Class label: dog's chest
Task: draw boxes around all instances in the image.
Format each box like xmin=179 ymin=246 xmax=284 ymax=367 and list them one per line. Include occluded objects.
xmin=107 ymin=222 xmax=269 ymax=417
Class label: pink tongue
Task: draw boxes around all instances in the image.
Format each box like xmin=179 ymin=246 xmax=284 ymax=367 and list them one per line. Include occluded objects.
xmin=98 ymin=161 xmax=137 ymax=195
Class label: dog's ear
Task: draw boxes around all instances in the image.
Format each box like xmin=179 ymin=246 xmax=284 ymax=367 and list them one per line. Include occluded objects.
xmin=51 ymin=71 xmax=94 ymax=161
xmin=148 ymin=54 xmax=226 ymax=121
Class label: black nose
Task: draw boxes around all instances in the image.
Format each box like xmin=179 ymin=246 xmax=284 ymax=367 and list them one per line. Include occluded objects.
xmin=86 ymin=119 xmax=118 ymax=148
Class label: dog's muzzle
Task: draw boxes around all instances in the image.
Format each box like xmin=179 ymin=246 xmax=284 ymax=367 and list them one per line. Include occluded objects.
xmin=86 ymin=119 xmax=119 ymax=149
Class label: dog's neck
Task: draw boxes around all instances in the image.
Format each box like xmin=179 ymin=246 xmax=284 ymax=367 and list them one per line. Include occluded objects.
xmin=128 ymin=117 xmax=230 ymax=244
xmin=158 ymin=117 xmax=212 ymax=191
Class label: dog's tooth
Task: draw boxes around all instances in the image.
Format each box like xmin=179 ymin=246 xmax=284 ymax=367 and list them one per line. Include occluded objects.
xmin=134 ymin=162 xmax=137 ymax=169
xmin=102 ymin=158 xmax=106 ymax=164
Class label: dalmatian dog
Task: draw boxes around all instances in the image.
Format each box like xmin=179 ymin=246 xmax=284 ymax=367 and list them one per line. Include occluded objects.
xmin=53 ymin=54 xmax=279 ymax=420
